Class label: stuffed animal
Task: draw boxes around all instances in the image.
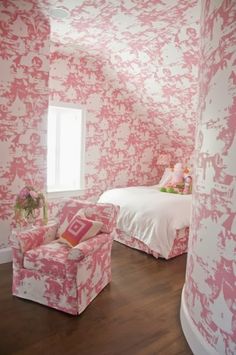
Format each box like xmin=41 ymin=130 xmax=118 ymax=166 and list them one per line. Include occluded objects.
xmin=169 ymin=163 xmax=184 ymax=186
xmin=160 ymin=162 xmax=188 ymax=194
xmin=163 ymin=163 xmax=184 ymax=193
xmin=183 ymin=175 xmax=192 ymax=194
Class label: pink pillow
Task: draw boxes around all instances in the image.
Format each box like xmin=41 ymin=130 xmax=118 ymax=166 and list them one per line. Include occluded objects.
xmin=60 ymin=215 xmax=103 ymax=247
xmin=158 ymin=168 xmax=173 ymax=187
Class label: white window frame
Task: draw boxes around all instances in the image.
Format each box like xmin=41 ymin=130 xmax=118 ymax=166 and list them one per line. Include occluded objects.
xmin=46 ymin=101 xmax=86 ymax=199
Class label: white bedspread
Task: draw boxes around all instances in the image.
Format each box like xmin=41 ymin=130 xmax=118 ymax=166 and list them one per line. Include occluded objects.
xmin=98 ymin=186 xmax=192 ymax=259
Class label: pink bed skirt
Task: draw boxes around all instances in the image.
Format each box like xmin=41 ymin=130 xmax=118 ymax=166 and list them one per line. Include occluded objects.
xmin=114 ymin=227 xmax=189 ymax=259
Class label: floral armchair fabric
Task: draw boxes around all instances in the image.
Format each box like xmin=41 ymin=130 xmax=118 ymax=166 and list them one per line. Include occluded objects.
xmin=10 ymin=199 xmax=119 ymax=315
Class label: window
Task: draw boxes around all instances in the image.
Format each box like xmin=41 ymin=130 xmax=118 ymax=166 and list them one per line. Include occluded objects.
xmin=47 ymin=103 xmax=85 ymax=195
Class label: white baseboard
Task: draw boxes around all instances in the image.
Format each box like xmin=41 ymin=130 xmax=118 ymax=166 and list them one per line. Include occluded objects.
xmin=180 ymin=285 xmax=218 ymax=355
xmin=0 ymin=247 xmax=12 ymax=264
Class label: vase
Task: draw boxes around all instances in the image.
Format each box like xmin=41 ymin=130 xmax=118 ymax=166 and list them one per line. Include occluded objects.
xmin=25 ymin=213 xmax=36 ymax=230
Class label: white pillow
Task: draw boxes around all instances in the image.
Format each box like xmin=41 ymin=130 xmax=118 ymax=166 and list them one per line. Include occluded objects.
xmin=158 ymin=168 xmax=173 ymax=187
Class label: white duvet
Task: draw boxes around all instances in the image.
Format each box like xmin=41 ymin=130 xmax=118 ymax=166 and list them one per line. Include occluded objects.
xmin=98 ymin=186 xmax=192 ymax=259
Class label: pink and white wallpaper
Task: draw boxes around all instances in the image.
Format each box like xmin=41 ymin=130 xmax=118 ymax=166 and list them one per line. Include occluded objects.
xmin=0 ymin=0 xmax=50 ymax=249
xmin=0 ymin=1 xmax=235 ymax=349
xmin=50 ymin=47 xmax=160 ymax=200
xmin=183 ymin=1 xmax=236 ymax=353
xmin=0 ymin=0 xmax=199 ymax=248
xmin=49 ymin=0 xmax=200 ymax=198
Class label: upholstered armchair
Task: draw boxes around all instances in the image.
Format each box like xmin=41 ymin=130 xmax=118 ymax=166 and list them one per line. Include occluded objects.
xmin=10 ymin=199 xmax=119 ymax=315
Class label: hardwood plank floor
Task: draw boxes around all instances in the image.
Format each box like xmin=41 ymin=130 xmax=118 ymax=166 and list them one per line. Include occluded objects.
xmin=0 ymin=242 xmax=192 ymax=355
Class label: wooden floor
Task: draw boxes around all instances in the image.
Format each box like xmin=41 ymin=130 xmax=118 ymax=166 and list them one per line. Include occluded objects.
xmin=0 ymin=242 xmax=192 ymax=355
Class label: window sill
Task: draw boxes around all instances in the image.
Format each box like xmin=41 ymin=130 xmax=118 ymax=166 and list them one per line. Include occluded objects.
xmin=46 ymin=189 xmax=87 ymax=200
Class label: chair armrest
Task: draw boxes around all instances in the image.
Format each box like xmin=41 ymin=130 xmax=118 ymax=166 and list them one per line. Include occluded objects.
xmin=10 ymin=222 xmax=58 ymax=254
xmin=67 ymin=233 xmax=111 ymax=261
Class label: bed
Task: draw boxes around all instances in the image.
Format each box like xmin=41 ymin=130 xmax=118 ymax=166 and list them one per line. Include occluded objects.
xmin=98 ymin=185 xmax=191 ymax=259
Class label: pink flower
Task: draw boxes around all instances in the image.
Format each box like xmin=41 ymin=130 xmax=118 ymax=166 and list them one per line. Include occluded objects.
xmin=19 ymin=187 xmax=30 ymax=199
xmin=15 ymin=185 xmax=48 ymax=225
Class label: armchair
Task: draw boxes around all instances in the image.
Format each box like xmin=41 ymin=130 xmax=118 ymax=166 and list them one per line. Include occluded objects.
xmin=10 ymin=199 xmax=119 ymax=315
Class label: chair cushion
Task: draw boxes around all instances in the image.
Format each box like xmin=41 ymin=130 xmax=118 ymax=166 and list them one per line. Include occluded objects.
xmin=60 ymin=215 xmax=103 ymax=247
xmin=23 ymin=241 xmax=76 ymax=278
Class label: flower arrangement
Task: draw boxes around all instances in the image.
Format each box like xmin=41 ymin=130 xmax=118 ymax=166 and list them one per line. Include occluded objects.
xmin=14 ymin=186 xmax=48 ymax=225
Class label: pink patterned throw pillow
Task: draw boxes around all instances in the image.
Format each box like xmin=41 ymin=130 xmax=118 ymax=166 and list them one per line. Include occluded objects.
xmin=60 ymin=215 xmax=103 ymax=247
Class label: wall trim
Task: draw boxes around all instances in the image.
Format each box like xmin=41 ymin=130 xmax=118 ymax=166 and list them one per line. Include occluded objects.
xmin=0 ymin=247 xmax=12 ymax=264
xmin=180 ymin=285 xmax=219 ymax=355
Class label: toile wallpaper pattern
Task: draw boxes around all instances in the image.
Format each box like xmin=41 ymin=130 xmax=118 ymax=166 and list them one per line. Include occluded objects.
xmin=0 ymin=0 xmax=199 ymax=249
xmin=49 ymin=0 xmax=200 ymax=197
xmin=0 ymin=0 xmax=50 ymax=248
xmin=0 ymin=0 xmax=235 ymax=350
xmin=184 ymin=1 xmax=236 ymax=353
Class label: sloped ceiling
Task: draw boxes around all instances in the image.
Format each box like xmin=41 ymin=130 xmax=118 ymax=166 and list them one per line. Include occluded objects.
xmin=45 ymin=0 xmax=200 ymax=152
xmin=47 ymin=0 xmax=198 ymax=53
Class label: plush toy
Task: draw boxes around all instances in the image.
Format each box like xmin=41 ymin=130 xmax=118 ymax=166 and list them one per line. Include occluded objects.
xmin=163 ymin=163 xmax=184 ymax=193
xmin=160 ymin=186 xmax=178 ymax=193
xmin=183 ymin=167 xmax=190 ymax=176
xmin=183 ymin=175 xmax=192 ymax=194
xmin=160 ymin=162 xmax=188 ymax=194
xmin=170 ymin=163 xmax=184 ymax=186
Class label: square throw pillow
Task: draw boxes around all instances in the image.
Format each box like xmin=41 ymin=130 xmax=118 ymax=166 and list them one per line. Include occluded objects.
xmin=60 ymin=215 xmax=103 ymax=247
